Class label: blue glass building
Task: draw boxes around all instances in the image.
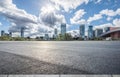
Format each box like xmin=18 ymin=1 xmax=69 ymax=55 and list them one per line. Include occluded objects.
xmin=88 ymin=25 xmax=93 ymax=39
xmin=104 ymin=27 xmax=110 ymax=32
xmin=95 ymin=29 xmax=103 ymax=37
xmin=61 ymin=23 xmax=66 ymax=35
xmin=79 ymin=25 xmax=85 ymax=38
xmin=21 ymin=27 xmax=24 ymax=37
xmin=1 ymin=30 xmax=5 ymax=36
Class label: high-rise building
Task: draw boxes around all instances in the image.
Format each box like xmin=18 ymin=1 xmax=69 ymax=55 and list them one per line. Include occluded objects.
xmin=61 ymin=23 xmax=66 ymax=35
xmin=9 ymin=32 xmax=12 ymax=37
xmin=93 ymin=30 xmax=95 ymax=37
xmin=54 ymin=28 xmax=57 ymax=38
xmin=79 ymin=24 xmax=85 ymax=38
xmin=1 ymin=30 xmax=5 ymax=36
xmin=104 ymin=27 xmax=110 ymax=32
xmin=21 ymin=27 xmax=24 ymax=37
xmin=95 ymin=29 xmax=103 ymax=37
xmin=54 ymin=28 xmax=57 ymax=35
xmin=44 ymin=34 xmax=49 ymax=40
xmin=88 ymin=25 xmax=93 ymax=39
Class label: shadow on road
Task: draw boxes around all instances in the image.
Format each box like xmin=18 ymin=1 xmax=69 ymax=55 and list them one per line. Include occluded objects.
xmin=0 ymin=51 xmax=92 ymax=74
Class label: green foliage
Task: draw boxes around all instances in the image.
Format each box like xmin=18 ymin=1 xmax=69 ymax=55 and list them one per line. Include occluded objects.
xmin=0 ymin=36 xmax=11 ymax=41
xmin=0 ymin=36 xmax=30 ymax=41
xmin=93 ymin=37 xmax=103 ymax=40
xmin=56 ymin=33 xmax=72 ymax=41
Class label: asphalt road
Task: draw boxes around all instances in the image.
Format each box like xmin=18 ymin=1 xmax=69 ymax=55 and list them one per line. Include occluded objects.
xmin=0 ymin=41 xmax=120 ymax=74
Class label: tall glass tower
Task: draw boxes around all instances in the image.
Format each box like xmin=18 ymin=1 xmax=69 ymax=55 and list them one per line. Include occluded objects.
xmin=21 ymin=27 xmax=24 ymax=37
xmin=88 ymin=25 xmax=93 ymax=39
xmin=61 ymin=23 xmax=66 ymax=35
xmin=104 ymin=27 xmax=110 ymax=32
xmin=95 ymin=29 xmax=103 ymax=37
xmin=1 ymin=30 xmax=5 ymax=36
xmin=53 ymin=28 xmax=58 ymax=38
xmin=79 ymin=24 xmax=85 ymax=38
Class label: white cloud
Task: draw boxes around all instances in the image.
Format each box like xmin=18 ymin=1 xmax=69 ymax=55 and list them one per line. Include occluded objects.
xmin=67 ymin=30 xmax=79 ymax=37
xmin=116 ymin=8 xmax=120 ymax=15
xmin=87 ymin=14 xmax=102 ymax=23
xmin=50 ymin=0 xmax=89 ymax=12
xmin=94 ymin=23 xmax=113 ymax=33
xmin=94 ymin=0 xmax=102 ymax=4
xmin=0 ymin=0 xmax=66 ymax=37
xmin=0 ymin=22 xmax=2 ymax=26
xmin=107 ymin=17 xmax=112 ymax=21
xmin=39 ymin=6 xmax=66 ymax=27
xmin=70 ymin=9 xmax=86 ymax=24
xmin=113 ymin=18 xmax=120 ymax=27
xmin=94 ymin=23 xmax=113 ymax=29
xmin=100 ymin=9 xmax=116 ymax=16
xmin=100 ymin=8 xmax=120 ymax=17
xmin=94 ymin=18 xmax=120 ymax=31
xmin=0 ymin=0 xmax=38 ymax=33
xmin=87 ymin=8 xmax=120 ymax=23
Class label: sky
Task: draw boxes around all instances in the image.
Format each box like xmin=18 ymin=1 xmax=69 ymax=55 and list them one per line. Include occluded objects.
xmin=0 ymin=0 xmax=120 ymax=37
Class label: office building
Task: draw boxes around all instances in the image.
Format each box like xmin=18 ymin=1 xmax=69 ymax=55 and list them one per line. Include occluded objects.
xmin=88 ymin=25 xmax=93 ymax=39
xmin=95 ymin=29 xmax=103 ymax=37
xmin=93 ymin=30 xmax=95 ymax=37
xmin=44 ymin=34 xmax=49 ymax=40
xmin=100 ymin=27 xmax=120 ymax=39
xmin=61 ymin=23 xmax=66 ymax=35
xmin=54 ymin=28 xmax=58 ymax=38
xmin=1 ymin=30 xmax=5 ymax=36
xmin=54 ymin=28 xmax=57 ymax=35
xmin=104 ymin=27 xmax=110 ymax=32
xmin=79 ymin=24 xmax=85 ymax=38
xmin=21 ymin=27 xmax=24 ymax=37
xmin=9 ymin=32 xmax=12 ymax=37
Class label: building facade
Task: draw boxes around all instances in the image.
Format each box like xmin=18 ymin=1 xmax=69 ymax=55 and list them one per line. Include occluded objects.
xmin=61 ymin=23 xmax=66 ymax=35
xmin=100 ymin=27 xmax=120 ymax=39
xmin=54 ymin=28 xmax=58 ymax=38
xmin=95 ymin=29 xmax=103 ymax=37
xmin=44 ymin=34 xmax=49 ymax=40
xmin=79 ymin=25 xmax=85 ymax=38
xmin=88 ymin=25 xmax=93 ymax=39
xmin=104 ymin=27 xmax=110 ymax=32
xmin=1 ymin=30 xmax=5 ymax=36
xmin=9 ymin=32 xmax=12 ymax=37
xmin=21 ymin=27 xmax=24 ymax=37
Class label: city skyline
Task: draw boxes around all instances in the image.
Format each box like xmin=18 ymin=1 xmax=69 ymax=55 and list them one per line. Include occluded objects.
xmin=0 ymin=0 xmax=120 ymax=37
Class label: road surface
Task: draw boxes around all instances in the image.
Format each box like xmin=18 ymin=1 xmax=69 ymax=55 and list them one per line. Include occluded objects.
xmin=0 ymin=41 xmax=120 ymax=74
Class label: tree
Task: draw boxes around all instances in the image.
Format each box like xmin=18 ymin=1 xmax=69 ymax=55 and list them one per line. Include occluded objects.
xmin=56 ymin=33 xmax=72 ymax=41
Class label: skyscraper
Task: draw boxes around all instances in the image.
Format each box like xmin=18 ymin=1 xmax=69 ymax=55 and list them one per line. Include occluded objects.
xmin=44 ymin=34 xmax=49 ymax=40
xmin=104 ymin=27 xmax=110 ymax=32
xmin=54 ymin=28 xmax=57 ymax=38
xmin=95 ymin=29 xmax=103 ymax=37
xmin=9 ymin=32 xmax=12 ymax=37
xmin=61 ymin=23 xmax=66 ymax=35
xmin=1 ymin=30 xmax=5 ymax=36
xmin=54 ymin=28 xmax=57 ymax=35
xmin=79 ymin=24 xmax=85 ymax=38
xmin=88 ymin=25 xmax=93 ymax=39
xmin=21 ymin=27 xmax=24 ymax=37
